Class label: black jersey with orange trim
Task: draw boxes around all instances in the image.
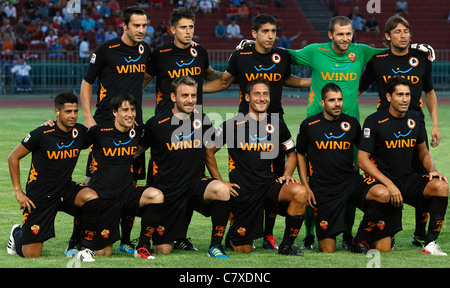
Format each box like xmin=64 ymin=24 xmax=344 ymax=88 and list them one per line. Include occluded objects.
xmin=359 ymin=109 xmax=426 ymax=180
xmin=359 ymin=49 xmax=433 ymax=118
xmin=146 ymin=42 xmax=210 ymax=115
xmin=226 ymin=46 xmax=292 ymax=115
xmin=20 ymin=123 xmax=89 ymax=201
xmin=140 ymin=108 xmax=213 ymax=199
xmin=83 ymin=38 xmax=150 ymax=124
xmin=88 ymin=121 xmax=143 ymax=199
xmin=296 ymin=113 xmax=361 ymax=186
xmin=214 ymin=113 xmax=294 ymax=189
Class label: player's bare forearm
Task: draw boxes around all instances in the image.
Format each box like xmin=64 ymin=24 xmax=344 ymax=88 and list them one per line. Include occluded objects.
xmin=204 ymin=67 xmax=223 ymax=81
xmin=80 ymin=80 xmax=94 ymax=124
xmin=283 ymin=76 xmax=311 ymax=88
xmin=143 ymin=72 xmax=153 ymax=88
xmin=204 ymin=147 xmax=223 ymax=181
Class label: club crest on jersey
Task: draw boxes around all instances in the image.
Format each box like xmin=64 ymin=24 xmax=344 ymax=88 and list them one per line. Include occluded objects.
xmin=348 ymin=52 xmax=356 ymax=62
xmin=265 ymin=123 xmax=275 ymax=134
xmin=409 ymin=57 xmax=419 ymax=67
xmin=319 ymin=220 xmax=328 ymax=230
xmin=407 ymin=118 xmax=416 ymax=129
xmin=272 ymin=53 xmax=281 ymax=64
xmin=192 ymin=119 xmax=202 ymax=130
xmin=72 ymin=128 xmax=78 ymax=139
xmin=101 ymin=229 xmax=110 ymax=239
xmin=138 ymin=43 xmax=144 ymax=55
xmin=237 ymin=227 xmax=246 ymax=237
xmin=190 ymin=47 xmax=198 ymax=57
xmin=341 ymin=121 xmax=351 ymax=132
xmin=129 ymin=128 xmax=136 ymax=139
xmin=157 ymin=226 xmax=165 ymax=236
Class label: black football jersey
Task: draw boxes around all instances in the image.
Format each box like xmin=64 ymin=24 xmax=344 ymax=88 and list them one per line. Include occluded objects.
xmin=296 ymin=113 xmax=360 ymax=186
xmin=140 ymin=109 xmax=213 ymax=199
xmin=359 ymin=49 xmax=433 ymax=118
xmin=359 ymin=110 xmax=426 ymax=180
xmin=226 ymin=46 xmax=292 ymax=115
xmin=87 ymin=122 xmax=143 ymax=198
xmin=21 ymin=123 xmax=89 ymax=201
xmin=146 ymin=42 xmax=210 ymax=114
xmin=214 ymin=114 xmax=294 ymax=189
xmin=83 ymin=38 xmax=150 ymax=124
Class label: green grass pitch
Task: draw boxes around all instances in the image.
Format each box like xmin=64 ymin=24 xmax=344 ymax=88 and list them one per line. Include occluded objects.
xmin=0 ymin=105 xmax=449 ymax=268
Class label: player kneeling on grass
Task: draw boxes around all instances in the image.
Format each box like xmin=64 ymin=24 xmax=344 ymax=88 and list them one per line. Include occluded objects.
xmin=7 ymin=92 xmax=98 ymax=259
xmin=296 ymin=83 xmax=397 ymax=254
xmin=135 ymin=76 xmax=231 ymax=258
xmin=76 ymin=93 xmax=164 ymax=261
xmin=358 ymin=77 xmax=449 ymax=256
xmin=205 ymin=77 xmax=307 ymax=256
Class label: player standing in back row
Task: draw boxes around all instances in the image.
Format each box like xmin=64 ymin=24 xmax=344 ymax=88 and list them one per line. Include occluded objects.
xmin=358 ymin=15 xmax=441 ymax=247
xmin=75 ymin=6 xmax=151 ymax=255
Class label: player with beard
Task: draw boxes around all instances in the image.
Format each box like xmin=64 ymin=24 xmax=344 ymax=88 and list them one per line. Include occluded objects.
xmin=136 ymin=76 xmax=231 ymax=258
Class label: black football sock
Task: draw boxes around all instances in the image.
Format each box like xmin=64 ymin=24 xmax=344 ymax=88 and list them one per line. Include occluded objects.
xmin=120 ymin=214 xmax=135 ymax=245
xmin=210 ymin=200 xmax=230 ymax=247
xmin=414 ymin=209 xmax=429 ymax=237
xmin=137 ymin=203 xmax=162 ymax=249
xmin=13 ymin=226 xmax=24 ymax=258
xmin=425 ymin=196 xmax=448 ymax=245
xmin=343 ymin=203 xmax=356 ymax=240
xmin=280 ymin=213 xmax=305 ymax=247
xmin=80 ymin=198 xmax=100 ymax=250
xmin=354 ymin=201 xmax=389 ymax=243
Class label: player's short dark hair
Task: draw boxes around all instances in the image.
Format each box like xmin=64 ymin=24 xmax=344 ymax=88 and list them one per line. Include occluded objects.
xmin=321 ymin=83 xmax=342 ymax=100
xmin=171 ymin=76 xmax=198 ymax=94
xmin=386 ymin=77 xmax=411 ymax=95
xmin=110 ymin=92 xmax=136 ymax=112
xmin=54 ymin=91 xmax=78 ymax=109
xmin=246 ymin=77 xmax=270 ymax=95
xmin=329 ymin=16 xmax=352 ymax=33
xmin=383 ymin=15 xmax=411 ymax=48
xmin=252 ymin=14 xmax=276 ymax=32
xmin=121 ymin=6 xmax=146 ymax=26
xmin=170 ymin=7 xmax=196 ymax=27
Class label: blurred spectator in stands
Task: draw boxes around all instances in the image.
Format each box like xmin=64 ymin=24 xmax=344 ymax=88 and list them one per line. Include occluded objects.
xmin=60 ymin=31 xmax=75 ymax=50
xmin=226 ymin=20 xmax=242 ymax=39
xmin=155 ymin=21 xmax=169 ymax=38
xmin=226 ymin=3 xmax=238 ymax=20
xmin=351 ymin=13 xmax=365 ymax=31
xmin=150 ymin=33 xmax=163 ymax=50
xmin=24 ymin=0 xmax=36 ymax=16
xmin=214 ymin=19 xmax=227 ymax=38
xmin=108 ymin=0 xmax=121 ymax=17
xmin=38 ymin=2 xmax=49 ymax=19
xmin=185 ymin=0 xmax=200 ymax=12
xmin=14 ymin=18 xmax=28 ymax=40
xmin=11 ymin=57 xmax=32 ymax=92
xmin=95 ymin=28 xmax=106 ymax=44
xmin=30 ymin=9 xmax=41 ymax=23
xmin=276 ymin=30 xmax=301 ymax=49
xmin=105 ymin=25 xmax=117 ymax=41
xmin=44 ymin=29 xmax=58 ymax=49
xmin=0 ymin=6 xmax=7 ymax=23
xmin=98 ymin=1 xmax=111 ymax=19
xmin=396 ymin=0 xmax=408 ymax=15
xmin=81 ymin=13 xmax=96 ymax=32
xmin=2 ymin=32 xmax=15 ymax=59
xmin=199 ymin=0 xmax=212 ymax=14
xmin=210 ymin=0 xmax=219 ymax=10
xmin=4 ymin=2 xmax=17 ymax=19
xmin=79 ymin=35 xmax=90 ymax=63
xmin=231 ymin=0 xmax=242 ymax=7
xmin=365 ymin=15 xmax=379 ymax=32
xmin=275 ymin=0 xmax=286 ymax=8
xmin=447 ymin=10 xmax=450 ymax=23
xmin=136 ymin=0 xmax=151 ymax=8
xmin=89 ymin=6 xmax=102 ymax=22
xmin=69 ymin=13 xmax=82 ymax=33
xmin=151 ymin=0 xmax=164 ymax=9
xmin=174 ymin=0 xmax=185 ymax=8
xmin=237 ymin=3 xmax=250 ymax=19
xmin=143 ymin=19 xmax=154 ymax=45
xmin=95 ymin=18 xmax=105 ymax=31
xmin=28 ymin=21 xmax=43 ymax=45
xmin=53 ymin=11 xmax=64 ymax=27
xmin=15 ymin=37 xmax=29 ymax=54
xmin=49 ymin=38 xmax=65 ymax=58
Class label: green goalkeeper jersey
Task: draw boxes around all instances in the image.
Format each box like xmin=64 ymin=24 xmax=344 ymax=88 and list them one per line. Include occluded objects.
xmin=288 ymin=42 xmax=384 ymax=121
